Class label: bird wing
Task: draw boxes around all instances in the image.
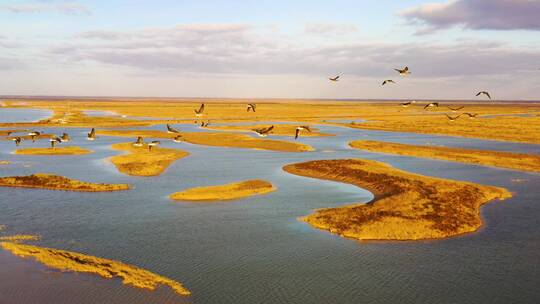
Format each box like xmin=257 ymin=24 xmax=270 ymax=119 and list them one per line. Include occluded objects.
xmin=265 ymin=125 xmax=274 ymax=133
xmin=485 ymin=92 xmax=491 ymax=99
xmin=423 ymin=104 xmax=430 ymax=109
xmin=295 ymin=128 xmax=299 ymax=139
xmin=404 ymin=66 xmax=408 ymax=72
xmin=89 ymin=128 xmax=95 ymax=136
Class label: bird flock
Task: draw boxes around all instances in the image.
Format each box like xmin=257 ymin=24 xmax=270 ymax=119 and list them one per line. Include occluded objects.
xmin=4 ymin=99 xmax=318 ymax=150
xmin=3 ymin=70 xmax=494 ymax=148
xmin=331 ymin=66 xmax=492 ymax=121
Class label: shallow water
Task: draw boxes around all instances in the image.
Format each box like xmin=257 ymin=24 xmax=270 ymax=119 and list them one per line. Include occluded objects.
xmin=1 ymin=112 xmax=540 ymax=303
xmin=0 ymin=108 xmax=53 ymax=123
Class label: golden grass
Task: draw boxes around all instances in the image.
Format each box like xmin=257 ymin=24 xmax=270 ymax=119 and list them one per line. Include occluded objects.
xmin=0 ymin=235 xmax=40 ymax=242
xmin=0 ymin=133 xmax=56 ymax=141
xmin=15 ymin=146 xmax=93 ymax=156
xmin=110 ymin=142 xmax=189 ymax=176
xmin=99 ymin=129 xmax=314 ymax=152
xmin=0 ymin=173 xmax=130 ymax=192
xmin=283 ymin=159 xmax=511 ymax=241
xmin=0 ymin=242 xmax=191 ymax=296
xmin=0 ymin=129 xmax=26 ymax=136
xmin=0 ymin=109 xmax=165 ymax=128
xmin=206 ymin=124 xmax=333 ymax=138
xmin=170 ymin=180 xmax=276 ymax=201
xmin=340 ymin=104 xmax=540 ymax=144
xmin=4 ymin=99 xmax=540 ymax=143
xmin=3 ymin=100 xmax=540 ymax=144
xmin=350 ymin=140 xmax=540 ymax=173
xmin=0 ymin=160 xmax=10 ymax=165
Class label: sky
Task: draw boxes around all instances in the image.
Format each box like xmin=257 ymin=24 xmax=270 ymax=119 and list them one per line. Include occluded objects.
xmin=0 ymin=0 xmax=539 ymax=100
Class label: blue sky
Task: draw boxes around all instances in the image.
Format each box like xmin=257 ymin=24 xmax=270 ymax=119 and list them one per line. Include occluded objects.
xmin=0 ymin=0 xmax=539 ymax=99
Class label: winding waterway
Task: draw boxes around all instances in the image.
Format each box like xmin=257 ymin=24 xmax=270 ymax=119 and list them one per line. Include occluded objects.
xmin=1 ymin=112 xmax=539 ymax=303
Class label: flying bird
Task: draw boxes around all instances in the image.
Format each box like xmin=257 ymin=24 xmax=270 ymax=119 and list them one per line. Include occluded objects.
xmin=173 ymin=135 xmax=183 ymax=143
xmin=295 ymin=126 xmax=312 ymax=140
xmin=11 ymin=137 xmax=22 ymax=146
xmin=445 ymin=114 xmax=462 ymax=121
xmin=27 ymin=131 xmax=41 ymax=142
xmin=148 ymin=140 xmax=160 ymax=151
xmin=166 ymin=124 xmax=180 ymax=134
xmin=133 ymin=136 xmax=144 ymax=147
xmin=476 ymin=91 xmax=491 ymax=99
xmin=200 ymin=121 xmax=210 ymax=127
xmin=329 ymin=76 xmax=340 ymax=82
xmin=60 ymin=133 xmax=71 ymax=142
xmin=394 ymin=66 xmax=410 ymax=76
xmin=382 ymin=80 xmax=396 ymax=86
xmin=194 ymin=103 xmax=205 ymax=117
xmin=247 ymin=103 xmax=256 ymax=112
xmin=50 ymin=136 xmax=62 ymax=148
xmin=87 ymin=128 xmax=96 ymax=140
xmin=400 ymin=101 xmax=412 ymax=107
xmin=252 ymin=125 xmax=274 ymax=137
xmin=463 ymin=113 xmax=479 ymax=119
xmin=424 ymin=102 xmax=439 ymax=109
xmin=447 ymin=106 xmax=464 ymax=112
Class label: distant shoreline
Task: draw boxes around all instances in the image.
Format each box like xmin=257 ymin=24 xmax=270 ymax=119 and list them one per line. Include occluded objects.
xmin=1 ymin=95 xmax=539 ymax=104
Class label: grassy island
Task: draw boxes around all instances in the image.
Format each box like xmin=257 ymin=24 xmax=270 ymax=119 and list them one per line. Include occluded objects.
xmin=170 ymin=180 xmax=276 ymax=201
xmin=206 ymin=124 xmax=333 ymax=138
xmin=98 ymin=129 xmax=314 ymax=152
xmin=349 ymin=140 xmax=540 ymax=173
xmin=110 ymin=142 xmax=189 ymax=176
xmin=0 ymin=242 xmax=191 ymax=296
xmin=15 ymin=146 xmax=93 ymax=156
xmin=0 ymin=173 xmax=130 ymax=192
xmin=283 ymin=159 xmax=511 ymax=241
xmin=0 ymin=235 xmax=40 ymax=242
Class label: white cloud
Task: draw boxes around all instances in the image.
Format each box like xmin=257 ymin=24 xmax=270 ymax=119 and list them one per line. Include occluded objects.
xmin=0 ymin=2 xmax=91 ymax=15
xmin=304 ymin=23 xmax=358 ymax=36
xmin=402 ymin=0 xmax=540 ymax=34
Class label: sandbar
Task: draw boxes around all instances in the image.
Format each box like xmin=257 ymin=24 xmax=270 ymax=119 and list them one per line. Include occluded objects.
xmin=206 ymin=124 xmax=333 ymax=138
xmin=350 ymin=140 xmax=540 ymax=173
xmin=99 ymin=129 xmax=314 ymax=152
xmin=110 ymin=142 xmax=189 ymax=176
xmin=283 ymin=159 xmax=511 ymax=241
xmin=0 ymin=242 xmax=190 ymax=296
xmin=15 ymin=146 xmax=93 ymax=156
xmin=170 ymin=180 xmax=276 ymax=201
xmin=0 ymin=173 xmax=130 ymax=192
xmin=5 ymin=100 xmax=540 ymax=144
xmin=0 ymin=235 xmax=40 ymax=242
